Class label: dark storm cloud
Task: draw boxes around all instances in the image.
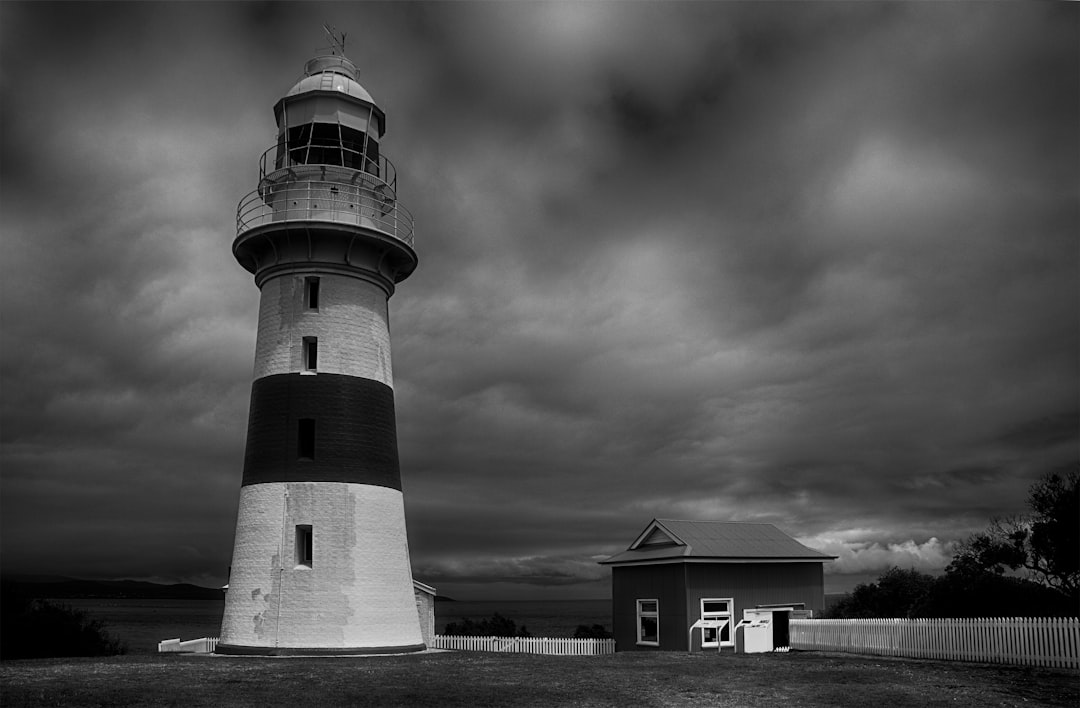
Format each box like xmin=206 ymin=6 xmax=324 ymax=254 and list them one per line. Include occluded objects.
xmin=0 ymin=2 xmax=266 ymax=584
xmin=1 ymin=2 xmax=1076 ymax=598
xmin=390 ymin=2 xmax=1077 ymax=595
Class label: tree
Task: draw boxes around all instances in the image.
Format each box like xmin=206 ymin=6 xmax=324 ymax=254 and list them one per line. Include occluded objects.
xmin=827 ymin=567 xmax=936 ymax=618
xmin=914 ymin=561 xmax=1073 ymax=618
xmin=1027 ymin=469 xmax=1079 ymax=598
xmin=950 ymin=469 xmax=1078 ymax=604
xmin=828 ymin=564 xmax=1074 ymax=620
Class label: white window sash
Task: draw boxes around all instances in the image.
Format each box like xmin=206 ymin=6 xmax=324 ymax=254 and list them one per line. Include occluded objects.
xmin=636 ymin=599 xmax=659 ymax=646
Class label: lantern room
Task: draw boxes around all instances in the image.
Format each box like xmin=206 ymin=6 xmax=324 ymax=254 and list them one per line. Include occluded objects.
xmin=233 ymin=53 xmax=415 ymax=287
xmin=272 ymin=55 xmax=387 ymax=177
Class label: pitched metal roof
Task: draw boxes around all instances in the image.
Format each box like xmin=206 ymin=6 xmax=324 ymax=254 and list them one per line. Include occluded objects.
xmin=599 ymin=518 xmax=836 ymax=565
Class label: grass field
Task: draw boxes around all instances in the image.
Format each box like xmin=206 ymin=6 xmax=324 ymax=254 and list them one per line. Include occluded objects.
xmin=2 ymin=650 xmax=1077 ymax=707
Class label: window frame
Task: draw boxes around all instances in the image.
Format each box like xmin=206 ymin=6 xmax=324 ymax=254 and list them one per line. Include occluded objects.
xmin=302 ymin=336 xmax=318 ymax=372
xmin=295 ymin=525 xmax=313 ymax=568
xmin=636 ymin=598 xmax=659 ymax=647
xmin=305 ymin=276 xmax=320 ymax=310
xmin=700 ymin=597 xmax=734 ymax=648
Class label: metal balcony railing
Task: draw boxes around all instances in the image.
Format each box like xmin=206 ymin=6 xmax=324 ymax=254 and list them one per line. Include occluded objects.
xmin=236 ymin=144 xmax=414 ymax=246
xmin=236 ymin=178 xmax=414 ymax=246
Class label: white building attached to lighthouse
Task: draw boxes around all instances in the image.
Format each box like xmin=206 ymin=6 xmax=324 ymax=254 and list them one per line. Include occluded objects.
xmin=218 ymin=52 xmax=424 ymax=655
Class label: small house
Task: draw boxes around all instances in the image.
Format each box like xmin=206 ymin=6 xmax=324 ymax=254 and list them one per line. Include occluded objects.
xmin=599 ymin=519 xmax=835 ymax=652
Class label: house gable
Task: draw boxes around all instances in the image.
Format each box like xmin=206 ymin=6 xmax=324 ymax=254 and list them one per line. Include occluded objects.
xmin=631 ymin=520 xmax=686 ymax=550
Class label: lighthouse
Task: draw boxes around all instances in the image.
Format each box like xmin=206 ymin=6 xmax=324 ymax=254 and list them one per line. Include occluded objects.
xmin=217 ymin=47 xmax=424 ymax=655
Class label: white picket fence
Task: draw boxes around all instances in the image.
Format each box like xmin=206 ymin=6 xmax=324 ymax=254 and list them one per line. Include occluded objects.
xmin=158 ymin=637 xmax=219 ymax=654
xmin=789 ymin=618 xmax=1080 ymax=669
xmin=156 ymin=635 xmax=613 ymax=656
xmin=432 ymin=635 xmax=616 ymax=655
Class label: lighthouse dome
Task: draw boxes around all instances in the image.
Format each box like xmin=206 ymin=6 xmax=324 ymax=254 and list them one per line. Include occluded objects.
xmin=285 ymin=55 xmax=376 ymax=104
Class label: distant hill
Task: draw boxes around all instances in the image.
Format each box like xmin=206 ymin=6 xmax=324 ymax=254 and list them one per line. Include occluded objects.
xmin=1 ymin=576 xmax=223 ymax=600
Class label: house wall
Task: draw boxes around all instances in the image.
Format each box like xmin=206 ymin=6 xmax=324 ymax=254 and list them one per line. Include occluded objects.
xmin=684 ymin=562 xmax=825 ymax=652
xmin=413 ymin=586 xmax=435 ymax=647
xmin=611 ymin=564 xmax=687 ymax=651
xmin=612 ymin=561 xmax=826 ymax=652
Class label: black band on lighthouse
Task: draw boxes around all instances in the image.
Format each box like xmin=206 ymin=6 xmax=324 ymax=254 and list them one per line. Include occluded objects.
xmin=241 ymin=373 xmax=401 ymax=489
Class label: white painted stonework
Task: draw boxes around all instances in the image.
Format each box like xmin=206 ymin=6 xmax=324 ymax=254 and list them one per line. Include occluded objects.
xmin=252 ymin=273 xmax=393 ymax=386
xmin=220 ymin=482 xmax=423 ymax=650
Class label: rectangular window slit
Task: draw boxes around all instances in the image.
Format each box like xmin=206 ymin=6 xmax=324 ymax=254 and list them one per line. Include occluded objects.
xmin=303 ymin=336 xmax=318 ymax=371
xmin=305 ymin=276 xmax=320 ymax=310
xmin=298 ymin=418 xmax=315 ymax=460
xmin=296 ymin=525 xmax=313 ymax=567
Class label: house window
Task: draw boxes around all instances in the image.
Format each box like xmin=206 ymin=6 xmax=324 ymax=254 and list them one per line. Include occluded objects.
xmin=305 ymin=277 xmax=320 ymax=310
xmin=298 ymin=418 xmax=315 ymax=460
xmin=296 ymin=525 xmax=313 ymax=567
xmin=303 ymin=337 xmax=318 ymax=371
xmin=636 ymin=599 xmax=659 ymax=646
xmin=701 ymin=598 xmax=734 ymax=648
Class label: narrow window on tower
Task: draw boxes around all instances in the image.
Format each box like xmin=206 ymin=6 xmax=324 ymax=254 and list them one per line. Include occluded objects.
xmin=298 ymin=418 xmax=315 ymax=460
xmin=303 ymin=336 xmax=318 ymax=372
xmin=305 ymin=276 xmax=320 ymax=310
xmin=296 ymin=525 xmax=313 ymax=567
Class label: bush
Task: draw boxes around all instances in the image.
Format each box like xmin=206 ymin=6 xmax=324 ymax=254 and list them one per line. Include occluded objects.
xmin=1 ymin=588 xmax=126 ymax=659
xmin=443 ymin=613 xmax=531 ymax=637
xmin=573 ymin=624 xmax=612 ymax=639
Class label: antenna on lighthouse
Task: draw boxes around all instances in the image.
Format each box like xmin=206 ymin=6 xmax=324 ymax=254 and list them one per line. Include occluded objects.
xmin=323 ymin=24 xmax=347 ymax=55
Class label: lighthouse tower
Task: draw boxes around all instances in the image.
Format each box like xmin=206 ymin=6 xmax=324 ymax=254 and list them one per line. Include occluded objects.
xmin=217 ymin=49 xmax=423 ymax=655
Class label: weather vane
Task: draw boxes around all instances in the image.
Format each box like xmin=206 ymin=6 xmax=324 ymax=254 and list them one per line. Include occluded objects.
xmin=323 ymin=24 xmax=346 ymax=56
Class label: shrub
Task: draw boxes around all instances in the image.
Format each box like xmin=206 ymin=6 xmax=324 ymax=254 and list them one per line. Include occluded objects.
xmin=443 ymin=613 xmax=531 ymax=637
xmin=1 ymin=588 xmax=126 ymax=659
xmin=573 ymin=624 xmax=612 ymax=639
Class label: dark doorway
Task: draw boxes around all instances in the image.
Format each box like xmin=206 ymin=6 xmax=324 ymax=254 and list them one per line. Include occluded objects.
xmin=772 ymin=611 xmax=790 ymax=648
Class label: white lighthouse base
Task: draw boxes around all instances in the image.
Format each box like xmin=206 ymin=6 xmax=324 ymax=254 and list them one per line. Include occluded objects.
xmin=218 ymin=482 xmax=424 ymax=654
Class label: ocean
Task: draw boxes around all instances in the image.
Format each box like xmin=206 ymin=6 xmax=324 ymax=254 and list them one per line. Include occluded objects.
xmin=57 ymin=598 xmax=612 ymax=655
xmin=435 ymin=599 xmax=611 ymax=638
xmin=59 ymin=598 xmax=226 ymax=655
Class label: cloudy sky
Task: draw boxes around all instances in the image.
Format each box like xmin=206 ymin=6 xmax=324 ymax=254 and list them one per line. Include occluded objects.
xmin=1 ymin=2 xmax=1076 ymax=600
